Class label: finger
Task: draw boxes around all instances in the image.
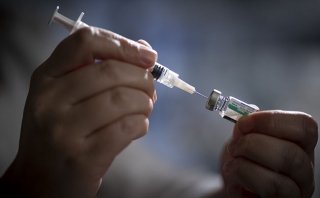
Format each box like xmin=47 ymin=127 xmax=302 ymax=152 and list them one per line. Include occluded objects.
xmin=226 ymin=183 xmax=259 ymax=198
xmin=224 ymin=144 xmax=260 ymax=198
xmin=67 ymin=87 xmax=153 ymax=136
xmin=85 ymin=114 xmax=149 ymax=172
xmin=229 ymin=133 xmax=314 ymax=197
xmin=54 ymin=59 xmax=155 ymax=104
xmin=222 ymin=144 xmax=259 ymax=198
xmin=236 ymin=110 xmax=318 ymax=158
xmin=42 ymin=27 xmax=157 ymax=77
xmin=222 ymin=157 xmax=301 ymax=198
xmin=137 ymin=39 xmax=153 ymax=48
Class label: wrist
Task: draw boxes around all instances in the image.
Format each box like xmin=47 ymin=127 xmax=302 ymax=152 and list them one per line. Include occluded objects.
xmin=2 ymin=156 xmax=100 ymax=198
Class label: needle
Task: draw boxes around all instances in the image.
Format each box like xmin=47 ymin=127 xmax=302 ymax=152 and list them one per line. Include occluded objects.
xmin=195 ymin=91 xmax=208 ymax=99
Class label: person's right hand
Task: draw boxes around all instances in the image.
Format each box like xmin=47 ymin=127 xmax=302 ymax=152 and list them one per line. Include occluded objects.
xmin=1 ymin=27 xmax=157 ymax=197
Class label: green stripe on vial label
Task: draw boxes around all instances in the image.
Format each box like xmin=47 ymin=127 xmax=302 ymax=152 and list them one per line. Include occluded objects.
xmin=228 ymin=103 xmax=249 ymax=116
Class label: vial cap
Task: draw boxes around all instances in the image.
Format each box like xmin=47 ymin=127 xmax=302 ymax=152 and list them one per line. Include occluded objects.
xmin=205 ymin=89 xmax=221 ymax=111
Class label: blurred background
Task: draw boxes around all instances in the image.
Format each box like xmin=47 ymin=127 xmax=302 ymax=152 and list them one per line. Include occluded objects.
xmin=0 ymin=0 xmax=319 ymax=197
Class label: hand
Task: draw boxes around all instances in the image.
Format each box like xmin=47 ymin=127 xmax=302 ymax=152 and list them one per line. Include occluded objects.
xmin=220 ymin=110 xmax=318 ymax=198
xmin=1 ymin=27 xmax=157 ymax=197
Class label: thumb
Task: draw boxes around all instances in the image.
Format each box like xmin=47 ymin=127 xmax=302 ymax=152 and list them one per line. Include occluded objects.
xmin=43 ymin=27 xmax=157 ymax=77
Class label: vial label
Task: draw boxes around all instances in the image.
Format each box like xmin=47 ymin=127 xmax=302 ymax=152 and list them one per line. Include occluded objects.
xmin=221 ymin=97 xmax=258 ymax=122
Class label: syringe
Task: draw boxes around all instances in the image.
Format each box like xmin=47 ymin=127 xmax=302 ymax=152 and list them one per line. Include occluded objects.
xmin=49 ymin=6 xmax=206 ymax=97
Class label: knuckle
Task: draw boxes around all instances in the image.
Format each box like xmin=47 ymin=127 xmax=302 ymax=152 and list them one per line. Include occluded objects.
xmin=73 ymin=27 xmax=95 ymax=49
xmin=110 ymin=87 xmax=128 ymax=108
xmin=224 ymin=157 xmax=241 ymax=176
xmin=283 ymin=144 xmax=306 ymax=171
xmin=98 ymin=29 xmax=131 ymax=58
xmin=269 ymin=111 xmax=279 ymax=131
xmin=145 ymin=72 xmax=156 ymax=94
xmin=134 ymin=116 xmax=149 ymax=138
xmin=99 ymin=60 xmax=121 ymax=81
xmin=119 ymin=117 xmax=134 ymax=133
xmin=30 ymin=88 xmax=62 ymax=122
xmin=267 ymin=176 xmax=279 ymax=197
xmin=268 ymin=175 xmax=300 ymax=198
xmin=30 ymin=98 xmax=47 ymax=122
xmin=100 ymin=29 xmax=122 ymax=47
xmin=302 ymin=114 xmax=318 ymax=147
xmin=138 ymin=93 xmax=153 ymax=116
xmin=119 ymin=37 xmax=138 ymax=57
xmin=120 ymin=115 xmax=148 ymax=139
xmin=237 ymin=134 xmax=255 ymax=155
xmin=30 ymin=66 xmax=42 ymax=84
xmin=109 ymin=87 xmax=153 ymax=116
xmin=146 ymin=72 xmax=155 ymax=84
xmin=137 ymin=92 xmax=152 ymax=115
xmin=146 ymin=98 xmax=154 ymax=116
xmin=29 ymin=65 xmax=52 ymax=91
xmin=29 ymin=92 xmax=52 ymax=122
xmin=27 ymin=91 xmax=70 ymax=138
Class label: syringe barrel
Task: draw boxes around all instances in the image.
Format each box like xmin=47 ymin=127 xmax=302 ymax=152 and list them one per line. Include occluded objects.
xmin=151 ymin=63 xmax=178 ymax=88
xmin=151 ymin=63 xmax=166 ymax=80
xmin=151 ymin=63 xmax=196 ymax=94
xmin=50 ymin=7 xmax=195 ymax=94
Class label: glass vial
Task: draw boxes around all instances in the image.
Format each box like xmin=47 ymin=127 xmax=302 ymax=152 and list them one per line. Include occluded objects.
xmin=206 ymin=89 xmax=259 ymax=122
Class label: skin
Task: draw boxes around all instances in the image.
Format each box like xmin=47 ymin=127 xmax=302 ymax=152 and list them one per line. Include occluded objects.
xmin=1 ymin=27 xmax=157 ymax=197
xmin=215 ymin=110 xmax=318 ymax=198
xmin=1 ymin=26 xmax=318 ymax=198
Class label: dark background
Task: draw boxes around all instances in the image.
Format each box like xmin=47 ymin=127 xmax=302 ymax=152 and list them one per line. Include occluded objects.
xmin=1 ymin=1 xmax=319 ymax=197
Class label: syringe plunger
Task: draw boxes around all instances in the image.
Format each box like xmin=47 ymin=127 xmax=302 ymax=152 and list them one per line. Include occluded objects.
xmin=49 ymin=6 xmax=87 ymax=34
xmin=49 ymin=6 xmax=197 ymax=95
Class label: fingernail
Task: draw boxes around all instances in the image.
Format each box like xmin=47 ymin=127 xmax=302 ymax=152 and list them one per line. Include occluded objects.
xmin=137 ymin=39 xmax=152 ymax=48
xmin=238 ymin=116 xmax=254 ymax=133
xmin=139 ymin=45 xmax=157 ymax=67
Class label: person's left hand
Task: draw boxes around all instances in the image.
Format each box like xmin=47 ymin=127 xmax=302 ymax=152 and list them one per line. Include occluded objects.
xmin=220 ymin=110 xmax=318 ymax=198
